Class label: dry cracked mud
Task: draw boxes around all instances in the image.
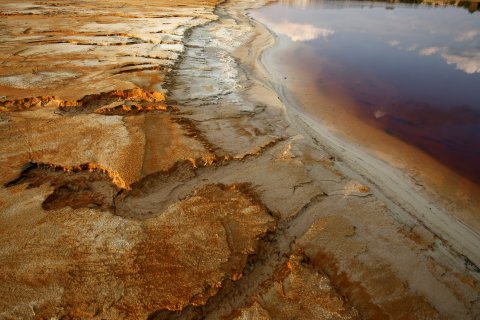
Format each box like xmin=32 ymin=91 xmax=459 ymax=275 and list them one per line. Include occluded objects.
xmin=1 ymin=0 xmax=479 ymax=319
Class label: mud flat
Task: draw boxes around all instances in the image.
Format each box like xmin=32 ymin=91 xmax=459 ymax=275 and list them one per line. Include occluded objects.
xmin=0 ymin=0 xmax=479 ymax=319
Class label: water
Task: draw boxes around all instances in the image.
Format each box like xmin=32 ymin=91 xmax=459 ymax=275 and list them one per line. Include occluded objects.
xmin=253 ymin=0 xmax=480 ymax=184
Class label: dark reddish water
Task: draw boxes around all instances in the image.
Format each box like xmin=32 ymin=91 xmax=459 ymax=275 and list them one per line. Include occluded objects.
xmin=253 ymin=0 xmax=480 ymax=184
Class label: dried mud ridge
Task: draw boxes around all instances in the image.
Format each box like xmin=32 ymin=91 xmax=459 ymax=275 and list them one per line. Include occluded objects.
xmin=4 ymin=132 xmax=285 ymax=219
xmin=0 ymin=88 xmax=172 ymax=114
xmin=147 ymin=195 xmax=334 ymax=320
xmin=1 ymin=0 xmax=480 ymax=319
xmin=5 ymin=162 xmax=121 ymax=212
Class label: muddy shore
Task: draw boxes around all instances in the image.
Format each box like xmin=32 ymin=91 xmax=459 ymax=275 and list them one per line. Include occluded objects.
xmin=0 ymin=0 xmax=479 ymax=319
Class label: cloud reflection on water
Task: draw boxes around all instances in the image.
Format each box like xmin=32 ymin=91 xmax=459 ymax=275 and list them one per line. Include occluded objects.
xmin=268 ymin=20 xmax=334 ymax=42
xmin=419 ymin=46 xmax=443 ymax=56
xmin=415 ymin=46 xmax=480 ymax=74
xmin=442 ymin=50 xmax=480 ymax=74
xmin=388 ymin=40 xmax=400 ymax=47
xmin=455 ymin=30 xmax=479 ymax=42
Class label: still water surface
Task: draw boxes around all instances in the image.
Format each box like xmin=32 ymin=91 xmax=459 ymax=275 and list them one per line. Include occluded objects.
xmin=254 ymin=0 xmax=480 ymax=183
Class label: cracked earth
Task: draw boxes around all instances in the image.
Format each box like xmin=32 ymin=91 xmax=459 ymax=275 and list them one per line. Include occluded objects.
xmin=0 ymin=0 xmax=479 ymax=319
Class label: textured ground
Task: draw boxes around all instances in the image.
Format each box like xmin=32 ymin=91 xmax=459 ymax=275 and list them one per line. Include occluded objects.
xmin=0 ymin=0 xmax=479 ymax=319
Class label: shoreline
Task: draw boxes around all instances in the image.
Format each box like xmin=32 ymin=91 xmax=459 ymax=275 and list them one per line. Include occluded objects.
xmin=266 ymin=40 xmax=480 ymax=214
xmin=248 ymin=10 xmax=480 ymax=268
